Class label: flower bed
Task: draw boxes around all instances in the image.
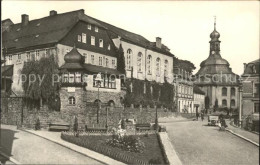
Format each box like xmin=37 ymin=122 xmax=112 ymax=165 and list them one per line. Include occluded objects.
xmin=61 ymin=132 xmax=167 ymax=164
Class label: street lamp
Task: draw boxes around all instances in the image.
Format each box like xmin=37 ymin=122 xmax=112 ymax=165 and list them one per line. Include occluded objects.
xmin=96 ymin=73 xmax=102 ymax=124
xmin=153 ymin=100 xmax=159 ymax=131
xmin=238 ymin=77 xmax=243 ymax=128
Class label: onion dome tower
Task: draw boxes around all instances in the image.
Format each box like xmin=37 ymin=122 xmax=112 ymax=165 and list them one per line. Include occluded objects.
xmin=60 ymin=46 xmax=85 ymax=70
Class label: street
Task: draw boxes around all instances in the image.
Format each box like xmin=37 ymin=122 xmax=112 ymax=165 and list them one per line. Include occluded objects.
xmin=0 ymin=125 xmax=103 ymax=164
xmin=162 ymin=119 xmax=259 ymax=165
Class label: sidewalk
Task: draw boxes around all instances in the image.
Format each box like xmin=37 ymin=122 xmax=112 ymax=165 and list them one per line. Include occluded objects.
xmin=225 ymin=120 xmax=259 ymax=146
xmin=23 ymin=129 xmax=125 ymax=165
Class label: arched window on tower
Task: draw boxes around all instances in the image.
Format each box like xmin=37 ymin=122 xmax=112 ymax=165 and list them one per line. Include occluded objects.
xmin=222 ymin=99 xmax=227 ymax=107
xmin=231 ymin=99 xmax=235 ymax=107
xmin=156 ymin=58 xmax=161 ymax=77
xmin=231 ymin=87 xmax=236 ymax=96
xmin=126 ymin=49 xmax=132 ymax=70
xmin=222 ymin=87 xmax=227 ymax=96
xmin=147 ymin=55 xmax=152 ymax=75
xmin=137 ymin=52 xmax=142 ymax=72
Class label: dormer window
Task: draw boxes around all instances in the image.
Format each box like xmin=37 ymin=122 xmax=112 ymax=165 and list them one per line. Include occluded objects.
xmin=14 ymin=39 xmax=18 ymax=42
xmin=108 ymin=44 xmax=111 ymax=50
xmin=16 ymin=28 xmax=20 ymax=32
xmin=78 ymin=35 xmax=81 ymax=42
xmin=82 ymin=33 xmax=86 ymax=43
xmin=35 ymin=35 xmax=39 ymax=38
xmin=95 ymin=26 xmax=98 ymax=32
xmin=88 ymin=24 xmax=91 ymax=30
xmin=91 ymin=36 xmax=95 ymax=46
xmin=36 ymin=23 xmax=40 ymax=26
xmin=99 ymin=39 xmax=103 ymax=48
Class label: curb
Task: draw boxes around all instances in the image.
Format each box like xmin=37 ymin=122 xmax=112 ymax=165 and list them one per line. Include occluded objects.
xmin=0 ymin=150 xmax=21 ymax=164
xmin=226 ymin=129 xmax=259 ymax=147
xmin=229 ymin=121 xmax=259 ymax=135
xmin=158 ymin=132 xmax=182 ymax=165
xmin=22 ymin=129 xmax=125 ymax=165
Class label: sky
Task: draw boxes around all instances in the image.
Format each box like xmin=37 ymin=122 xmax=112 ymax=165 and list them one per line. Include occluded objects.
xmin=2 ymin=1 xmax=259 ymax=75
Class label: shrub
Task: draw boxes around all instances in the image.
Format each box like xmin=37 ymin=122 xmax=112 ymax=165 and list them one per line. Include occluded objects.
xmin=106 ymin=133 xmax=145 ymax=153
xmin=35 ymin=117 xmax=41 ymax=130
xmin=149 ymin=157 xmax=162 ymax=165
xmin=73 ymin=116 xmax=78 ymax=136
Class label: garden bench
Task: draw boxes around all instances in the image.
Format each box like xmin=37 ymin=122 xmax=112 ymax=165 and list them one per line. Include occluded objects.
xmin=136 ymin=123 xmax=151 ymax=131
xmin=49 ymin=123 xmax=70 ymax=131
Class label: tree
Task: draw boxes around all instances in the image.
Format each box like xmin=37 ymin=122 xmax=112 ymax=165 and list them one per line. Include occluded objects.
xmin=21 ymin=54 xmax=60 ymax=110
xmin=117 ymin=44 xmax=126 ymax=74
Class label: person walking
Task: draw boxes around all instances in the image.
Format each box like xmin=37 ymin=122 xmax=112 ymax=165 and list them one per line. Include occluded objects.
xmin=201 ymin=111 xmax=204 ymax=121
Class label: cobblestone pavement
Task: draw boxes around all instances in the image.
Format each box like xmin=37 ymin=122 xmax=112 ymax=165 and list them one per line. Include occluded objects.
xmin=0 ymin=125 xmax=103 ymax=164
xmin=162 ymin=119 xmax=259 ymax=165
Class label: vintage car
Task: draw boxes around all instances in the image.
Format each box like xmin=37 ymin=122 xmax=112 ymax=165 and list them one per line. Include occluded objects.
xmin=208 ymin=115 xmax=219 ymax=126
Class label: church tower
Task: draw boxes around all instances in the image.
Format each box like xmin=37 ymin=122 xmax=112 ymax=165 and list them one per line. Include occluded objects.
xmin=195 ymin=17 xmax=240 ymax=111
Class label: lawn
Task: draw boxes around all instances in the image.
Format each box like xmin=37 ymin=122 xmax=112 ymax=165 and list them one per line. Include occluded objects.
xmin=61 ymin=132 xmax=167 ymax=164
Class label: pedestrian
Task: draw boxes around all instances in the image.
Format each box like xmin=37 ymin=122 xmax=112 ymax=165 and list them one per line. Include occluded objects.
xmin=201 ymin=111 xmax=204 ymax=121
xmin=196 ymin=112 xmax=199 ymax=121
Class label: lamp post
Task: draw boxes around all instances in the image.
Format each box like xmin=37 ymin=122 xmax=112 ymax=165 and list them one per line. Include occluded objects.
xmin=96 ymin=73 xmax=102 ymax=124
xmin=154 ymin=100 xmax=159 ymax=131
xmin=238 ymin=77 xmax=243 ymax=128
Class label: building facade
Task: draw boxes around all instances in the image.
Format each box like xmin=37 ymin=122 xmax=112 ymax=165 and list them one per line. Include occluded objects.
xmin=195 ymin=19 xmax=240 ymax=111
xmin=241 ymin=59 xmax=259 ymax=116
xmin=2 ymin=9 xmax=175 ymax=107
xmin=193 ymin=85 xmax=205 ymax=113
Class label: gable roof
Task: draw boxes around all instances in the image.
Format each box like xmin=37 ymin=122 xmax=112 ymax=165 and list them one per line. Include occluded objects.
xmin=3 ymin=9 xmax=174 ymax=57
xmin=193 ymin=85 xmax=205 ymax=95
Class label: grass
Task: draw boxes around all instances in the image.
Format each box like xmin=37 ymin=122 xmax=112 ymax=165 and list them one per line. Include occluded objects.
xmin=61 ymin=133 xmax=167 ymax=164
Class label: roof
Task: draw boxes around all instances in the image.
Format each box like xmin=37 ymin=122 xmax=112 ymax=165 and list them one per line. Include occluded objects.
xmin=1 ymin=65 xmax=13 ymax=77
xmin=243 ymin=58 xmax=260 ymax=75
xmin=193 ymin=85 xmax=205 ymax=95
xmin=83 ymin=64 xmax=122 ymax=75
xmin=3 ymin=9 xmax=175 ymax=57
xmin=89 ymin=16 xmax=174 ymax=57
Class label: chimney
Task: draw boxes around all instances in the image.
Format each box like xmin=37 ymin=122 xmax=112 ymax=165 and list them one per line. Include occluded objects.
xmin=156 ymin=37 xmax=162 ymax=49
xmin=243 ymin=63 xmax=247 ymax=71
xmin=21 ymin=14 xmax=29 ymax=26
xmin=50 ymin=10 xmax=57 ymax=16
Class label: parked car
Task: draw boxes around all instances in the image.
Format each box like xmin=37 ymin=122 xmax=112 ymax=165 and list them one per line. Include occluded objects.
xmin=208 ymin=115 xmax=219 ymax=126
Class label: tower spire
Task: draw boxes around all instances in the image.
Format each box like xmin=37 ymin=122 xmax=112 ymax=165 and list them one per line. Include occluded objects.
xmin=214 ymin=16 xmax=216 ymax=30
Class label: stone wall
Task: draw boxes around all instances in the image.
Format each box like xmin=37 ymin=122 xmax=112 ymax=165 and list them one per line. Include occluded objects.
xmin=1 ymin=96 xmax=175 ymax=130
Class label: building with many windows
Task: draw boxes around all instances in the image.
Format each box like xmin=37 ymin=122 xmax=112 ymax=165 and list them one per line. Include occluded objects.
xmin=241 ymin=59 xmax=259 ymax=115
xmin=2 ymin=9 xmax=175 ymax=108
xmin=194 ymin=19 xmax=240 ymax=111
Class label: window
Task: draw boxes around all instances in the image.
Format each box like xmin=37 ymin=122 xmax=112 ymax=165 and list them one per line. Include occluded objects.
xmin=222 ymin=87 xmax=227 ymax=96
xmin=91 ymin=36 xmax=95 ymax=46
xmin=231 ymin=87 xmax=236 ymax=96
xmin=45 ymin=49 xmax=50 ymax=57
xmin=112 ymin=59 xmax=116 ymax=68
xmin=36 ymin=50 xmax=40 ymax=60
xmin=231 ymin=99 xmax=235 ymax=107
xmin=99 ymin=39 xmax=103 ymax=48
xmin=254 ymin=83 xmax=259 ymax=97
xmin=105 ymin=58 xmax=109 ymax=67
xmin=156 ymin=58 xmax=161 ymax=76
xmin=83 ymin=53 xmax=87 ymax=63
xmin=222 ymin=99 xmax=227 ymax=107
xmin=88 ymin=24 xmax=91 ymax=30
xmin=99 ymin=57 xmax=103 ymax=66
xmin=82 ymin=33 xmax=86 ymax=43
xmin=18 ymin=54 xmax=21 ymax=60
xmin=91 ymin=55 xmax=94 ymax=64
xmin=137 ymin=52 xmax=142 ymax=72
xmin=108 ymin=44 xmax=111 ymax=50
xmin=95 ymin=26 xmax=98 ymax=32
xmin=164 ymin=60 xmax=168 ymax=77
xmin=78 ymin=35 xmax=81 ymax=42
xmin=147 ymin=55 xmax=152 ymax=74
xmin=63 ymin=73 xmax=68 ymax=83
xmin=69 ymin=73 xmax=75 ymax=83
xmin=68 ymin=96 xmax=75 ymax=105
xmin=126 ymin=49 xmax=132 ymax=70
xmin=254 ymin=103 xmax=259 ymax=113
xmin=75 ymin=72 xmax=81 ymax=83
xmin=26 ymin=52 xmax=30 ymax=61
